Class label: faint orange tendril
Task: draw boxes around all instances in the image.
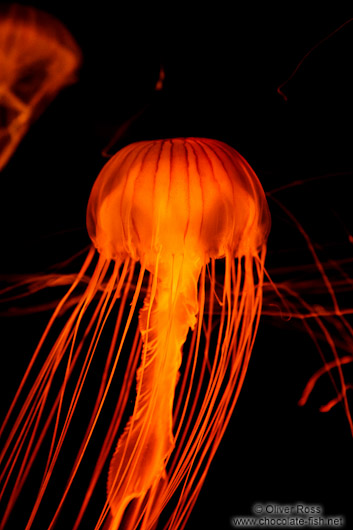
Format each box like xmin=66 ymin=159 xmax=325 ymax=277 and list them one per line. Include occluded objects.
xmin=277 ymin=18 xmax=353 ymax=102
xmin=0 ymin=4 xmax=81 ymax=170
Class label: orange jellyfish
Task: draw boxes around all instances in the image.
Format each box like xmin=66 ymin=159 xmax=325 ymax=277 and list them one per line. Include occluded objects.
xmin=0 ymin=4 xmax=81 ymax=171
xmin=0 ymin=138 xmax=270 ymax=529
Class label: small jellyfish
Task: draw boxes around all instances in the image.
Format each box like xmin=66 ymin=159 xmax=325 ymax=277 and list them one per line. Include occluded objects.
xmin=0 ymin=4 xmax=81 ymax=170
xmin=0 ymin=138 xmax=270 ymax=529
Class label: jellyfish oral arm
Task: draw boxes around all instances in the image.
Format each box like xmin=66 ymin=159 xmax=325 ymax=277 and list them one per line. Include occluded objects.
xmin=107 ymin=257 xmax=200 ymax=528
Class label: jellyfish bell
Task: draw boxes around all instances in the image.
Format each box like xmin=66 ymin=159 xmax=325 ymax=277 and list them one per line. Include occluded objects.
xmin=0 ymin=4 xmax=81 ymax=170
xmin=0 ymin=138 xmax=271 ymax=530
xmin=87 ymin=138 xmax=270 ymax=267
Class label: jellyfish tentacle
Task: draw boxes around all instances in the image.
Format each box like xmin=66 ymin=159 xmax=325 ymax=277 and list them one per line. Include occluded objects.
xmin=107 ymin=255 xmax=200 ymax=530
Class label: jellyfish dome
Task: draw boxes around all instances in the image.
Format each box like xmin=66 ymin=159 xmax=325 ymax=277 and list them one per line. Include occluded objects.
xmin=0 ymin=4 xmax=81 ymax=170
xmin=87 ymin=138 xmax=270 ymax=266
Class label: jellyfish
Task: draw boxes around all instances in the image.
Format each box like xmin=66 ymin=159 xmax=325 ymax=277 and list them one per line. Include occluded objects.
xmin=0 ymin=138 xmax=270 ymax=529
xmin=0 ymin=4 xmax=81 ymax=171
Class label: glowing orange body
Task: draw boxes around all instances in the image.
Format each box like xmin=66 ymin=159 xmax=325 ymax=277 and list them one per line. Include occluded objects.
xmin=0 ymin=4 xmax=81 ymax=170
xmin=89 ymin=138 xmax=270 ymax=528
xmin=0 ymin=138 xmax=271 ymax=529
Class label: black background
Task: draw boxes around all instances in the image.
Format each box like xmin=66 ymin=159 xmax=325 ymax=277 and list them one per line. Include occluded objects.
xmin=1 ymin=3 xmax=353 ymax=529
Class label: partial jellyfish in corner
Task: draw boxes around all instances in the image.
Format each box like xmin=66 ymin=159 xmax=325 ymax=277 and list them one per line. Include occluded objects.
xmin=0 ymin=3 xmax=81 ymax=171
xmin=0 ymin=137 xmax=271 ymax=529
